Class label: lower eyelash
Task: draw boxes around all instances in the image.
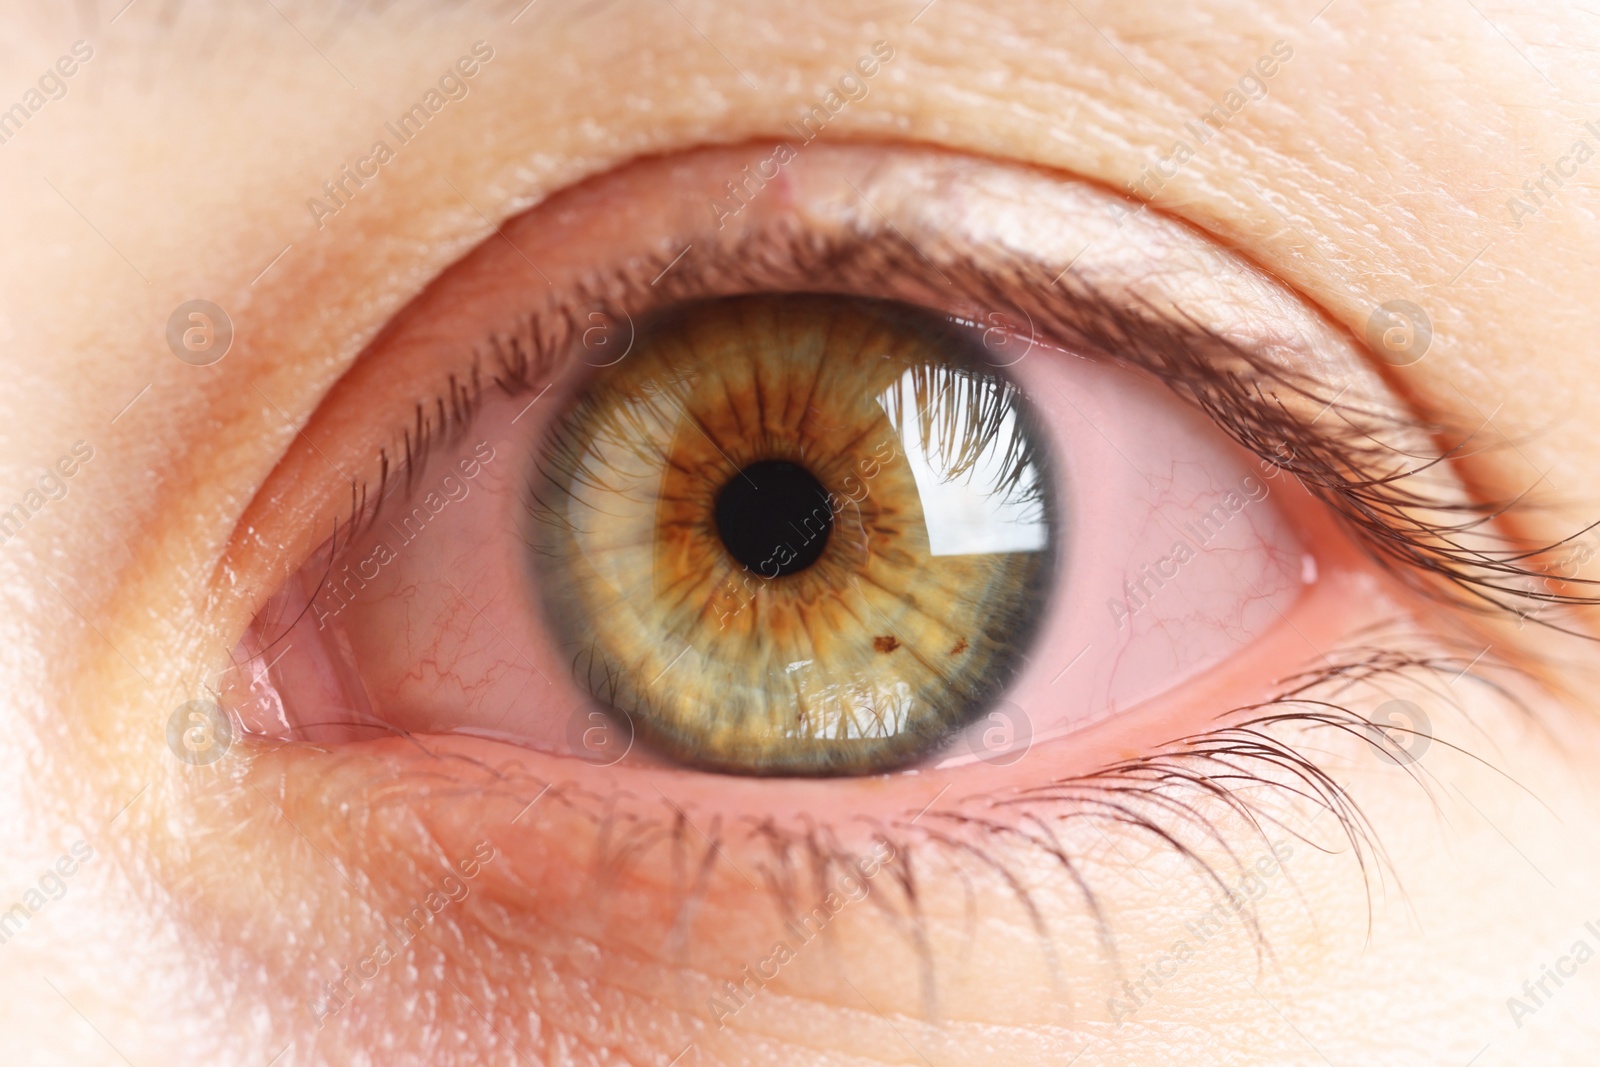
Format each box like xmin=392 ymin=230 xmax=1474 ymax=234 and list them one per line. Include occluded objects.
xmin=784 ymin=637 xmax=1516 ymax=1012
xmin=330 ymin=626 xmax=1519 ymax=1021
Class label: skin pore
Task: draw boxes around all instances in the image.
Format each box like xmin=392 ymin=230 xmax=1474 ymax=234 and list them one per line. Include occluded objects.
xmin=3 ymin=0 xmax=1600 ymax=1064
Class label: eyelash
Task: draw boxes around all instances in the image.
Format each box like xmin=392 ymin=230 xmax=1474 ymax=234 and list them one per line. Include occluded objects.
xmin=324 ymin=228 xmax=1597 ymax=636
xmin=260 ymin=221 xmax=1574 ymax=980
xmin=332 ymin=631 xmax=1508 ymax=1006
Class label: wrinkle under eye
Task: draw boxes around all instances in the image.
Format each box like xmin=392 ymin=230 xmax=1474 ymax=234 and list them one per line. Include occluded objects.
xmin=526 ymin=294 xmax=1057 ymax=776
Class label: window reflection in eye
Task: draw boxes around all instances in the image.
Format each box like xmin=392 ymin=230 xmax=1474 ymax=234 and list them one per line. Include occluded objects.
xmin=223 ymin=144 xmax=1344 ymax=785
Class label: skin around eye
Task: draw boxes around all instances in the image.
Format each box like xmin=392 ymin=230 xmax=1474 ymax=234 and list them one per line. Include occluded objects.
xmin=205 ymin=148 xmax=1467 ymax=1067
xmin=13 ymin=5 xmax=1600 ymax=1066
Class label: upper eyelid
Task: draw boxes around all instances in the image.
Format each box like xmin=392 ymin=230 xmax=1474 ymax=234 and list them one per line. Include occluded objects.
xmin=275 ymin=141 xmax=1586 ymax=644
xmin=339 ymin=224 xmax=1544 ymax=629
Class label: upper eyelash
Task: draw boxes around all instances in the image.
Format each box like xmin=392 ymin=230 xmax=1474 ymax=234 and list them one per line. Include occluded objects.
xmin=1057 ymin=289 xmax=1600 ymax=635
xmin=324 ymin=225 xmax=1600 ymax=643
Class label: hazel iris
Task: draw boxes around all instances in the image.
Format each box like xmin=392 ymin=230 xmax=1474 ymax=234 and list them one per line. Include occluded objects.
xmin=526 ymin=294 xmax=1056 ymax=776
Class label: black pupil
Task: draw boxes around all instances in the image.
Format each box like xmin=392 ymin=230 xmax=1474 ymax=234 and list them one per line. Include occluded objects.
xmin=714 ymin=460 xmax=834 ymax=576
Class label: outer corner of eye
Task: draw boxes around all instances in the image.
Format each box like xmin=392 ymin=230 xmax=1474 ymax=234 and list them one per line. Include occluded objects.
xmin=218 ymin=144 xmax=1366 ymax=810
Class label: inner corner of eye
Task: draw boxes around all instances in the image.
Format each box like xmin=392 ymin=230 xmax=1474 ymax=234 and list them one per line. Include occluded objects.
xmin=226 ymin=292 xmax=1315 ymax=781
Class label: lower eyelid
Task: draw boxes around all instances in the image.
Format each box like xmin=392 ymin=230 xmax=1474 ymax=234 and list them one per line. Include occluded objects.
xmin=221 ymin=607 xmax=1527 ymax=1064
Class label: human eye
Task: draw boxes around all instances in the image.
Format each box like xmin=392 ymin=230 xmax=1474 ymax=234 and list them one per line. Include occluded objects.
xmin=226 ymin=143 xmax=1339 ymax=778
xmin=212 ymin=140 xmax=1581 ymax=1057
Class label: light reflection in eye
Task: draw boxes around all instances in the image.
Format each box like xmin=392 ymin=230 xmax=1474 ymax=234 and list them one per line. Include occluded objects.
xmin=883 ymin=367 xmax=1049 ymax=557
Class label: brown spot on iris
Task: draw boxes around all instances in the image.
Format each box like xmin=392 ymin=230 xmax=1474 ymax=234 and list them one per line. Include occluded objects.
xmin=873 ymin=635 xmax=900 ymax=653
xmin=949 ymin=637 xmax=968 ymax=655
